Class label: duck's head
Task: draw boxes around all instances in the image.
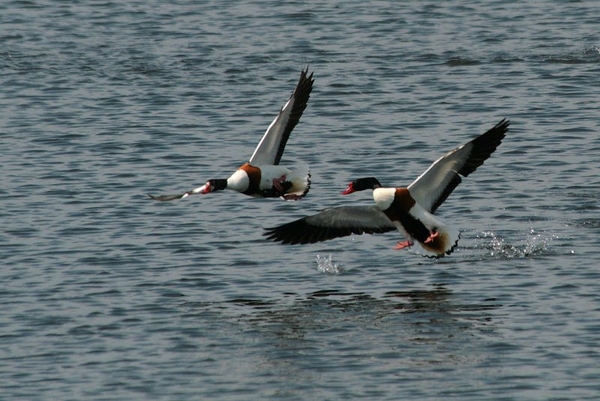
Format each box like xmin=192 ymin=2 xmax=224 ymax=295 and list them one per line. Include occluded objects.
xmin=199 ymin=179 xmax=228 ymax=194
xmin=341 ymin=177 xmax=382 ymax=195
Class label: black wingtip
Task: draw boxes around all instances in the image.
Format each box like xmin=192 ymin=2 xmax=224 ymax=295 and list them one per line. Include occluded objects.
xmin=263 ymin=224 xmax=308 ymax=245
xmin=272 ymin=66 xmax=315 ymax=166
xmin=300 ymin=65 xmax=315 ymax=83
xmin=458 ymin=118 xmax=510 ymax=177
xmin=495 ymin=117 xmax=510 ymax=132
xmin=296 ymin=67 xmax=315 ymax=96
xmin=263 ymin=219 xmax=323 ymax=245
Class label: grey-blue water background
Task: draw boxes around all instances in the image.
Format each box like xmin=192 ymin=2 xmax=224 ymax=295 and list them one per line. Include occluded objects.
xmin=2 ymin=1 xmax=600 ymax=400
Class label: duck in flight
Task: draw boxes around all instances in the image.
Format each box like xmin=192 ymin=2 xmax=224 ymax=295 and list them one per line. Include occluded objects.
xmin=149 ymin=67 xmax=314 ymax=202
xmin=264 ymin=119 xmax=509 ymax=257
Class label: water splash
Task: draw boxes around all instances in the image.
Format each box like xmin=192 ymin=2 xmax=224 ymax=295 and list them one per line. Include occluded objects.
xmin=315 ymin=254 xmax=343 ymax=274
xmin=476 ymin=229 xmax=558 ymax=258
xmin=584 ymin=45 xmax=600 ymax=56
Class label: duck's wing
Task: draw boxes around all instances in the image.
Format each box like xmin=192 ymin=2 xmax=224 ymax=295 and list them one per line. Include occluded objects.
xmin=249 ymin=67 xmax=314 ymax=166
xmin=148 ymin=192 xmax=190 ymax=201
xmin=147 ymin=182 xmax=208 ymax=201
xmin=264 ymin=205 xmax=397 ymax=245
xmin=407 ymin=118 xmax=509 ymax=213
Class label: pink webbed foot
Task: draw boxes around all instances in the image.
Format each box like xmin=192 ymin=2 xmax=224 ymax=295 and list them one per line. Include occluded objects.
xmin=272 ymin=175 xmax=287 ymax=192
xmin=394 ymin=241 xmax=414 ymax=250
xmin=424 ymin=230 xmax=439 ymax=244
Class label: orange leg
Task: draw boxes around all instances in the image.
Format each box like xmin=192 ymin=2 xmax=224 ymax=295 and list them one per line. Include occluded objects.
xmin=272 ymin=175 xmax=287 ymax=192
xmin=394 ymin=241 xmax=414 ymax=250
xmin=424 ymin=230 xmax=439 ymax=244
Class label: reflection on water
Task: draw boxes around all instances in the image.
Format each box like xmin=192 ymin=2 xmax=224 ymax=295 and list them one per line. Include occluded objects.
xmin=224 ymin=284 xmax=502 ymax=385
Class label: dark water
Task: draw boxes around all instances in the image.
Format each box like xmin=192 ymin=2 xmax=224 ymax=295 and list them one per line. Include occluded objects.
xmin=2 ymin=1 xmax=600 ymax=400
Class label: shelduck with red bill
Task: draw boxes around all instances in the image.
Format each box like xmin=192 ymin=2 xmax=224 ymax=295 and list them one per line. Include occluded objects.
xmin=149 ymin=67 xmax=314 ymax=202
xmin=264 ymin=119 xmax=510 ymax=258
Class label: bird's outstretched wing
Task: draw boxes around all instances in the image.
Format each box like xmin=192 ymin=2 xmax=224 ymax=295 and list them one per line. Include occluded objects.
xmin=264 ymin=205 xmax=396 ymax=245
xmin=249 ymin=67 xmax=314 ymax=166
xmin=147 ymin=183 xmax=207 ymax=201
xmin=408 ymin=118 xmax=509 ymax=213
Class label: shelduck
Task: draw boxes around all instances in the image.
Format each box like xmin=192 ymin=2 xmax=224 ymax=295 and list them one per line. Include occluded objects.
xmin=264 ymin=119 xmax=509 ymax=257
xmin=149 ymin=67 xmax=314 ymax=202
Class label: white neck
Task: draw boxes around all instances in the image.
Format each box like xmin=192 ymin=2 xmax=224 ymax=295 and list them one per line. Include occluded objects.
xmin=373 ymin=187 xmax=395 ymax=210
xmin=226 ymin=169 xmax=250 ymax=192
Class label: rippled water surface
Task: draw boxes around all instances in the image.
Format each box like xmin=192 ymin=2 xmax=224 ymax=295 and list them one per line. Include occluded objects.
xmin=2 ymin=1 xmax=600 ymax=400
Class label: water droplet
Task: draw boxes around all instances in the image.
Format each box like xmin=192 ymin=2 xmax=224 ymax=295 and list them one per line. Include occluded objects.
xmin=315 ymin=254 xmax=343 ymax=274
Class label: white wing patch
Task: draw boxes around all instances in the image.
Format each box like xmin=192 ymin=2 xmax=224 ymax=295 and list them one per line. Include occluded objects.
xmin=249 ymin=97 xmax=295 ymax=166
